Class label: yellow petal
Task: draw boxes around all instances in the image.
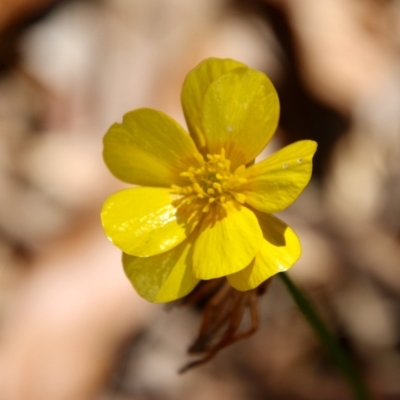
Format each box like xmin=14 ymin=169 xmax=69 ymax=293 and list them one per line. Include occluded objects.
xmin=240 ymin=140 xmax=317 ymax=213
xmin=103 ymin=108 xmax=201 ymax=187
xmin=227 ymin=213 xmax=301 ymax=291
xmin=123 ymin=237 xmax=199 ymax=303
xmin=202 ymin=67 xmax=279 ymax=169
xmin=101 ymin=187 xmax=200 ymax=257
xmin=181 ymin=57 xmax=246 ymax=154
xmin=192 ymin=202 xmax=263 ymax=280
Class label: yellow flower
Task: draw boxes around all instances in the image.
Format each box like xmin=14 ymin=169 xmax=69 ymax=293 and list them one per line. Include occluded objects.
xmin=101 ymin=58 xmax=317 ymax=303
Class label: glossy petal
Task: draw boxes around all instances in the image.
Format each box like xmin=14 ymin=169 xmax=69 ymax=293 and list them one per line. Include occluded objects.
xmin=101 ymin=187 xmax=199 ymax=257
xmin=239 ymin=140 xmax=317 ymax=213
xmin=123 ymin=237 xmax=199 ymax=303
xmin=192 ymin=202 xmax=263 ymax=280
xmin=103 ymin=108 xmax=201 ymax=187
xmin=181 ymin=58 xmax=246 ymax=154
xmin=202 ymin=67 xmax=279 ymax=169
xmin=228 ymin=213 xmax=301 ymax=291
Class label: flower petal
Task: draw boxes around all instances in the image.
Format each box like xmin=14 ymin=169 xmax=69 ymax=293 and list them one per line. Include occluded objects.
xmin=240 ymin=140 xmax=317 ymax=213
xmin=202 ymin=67 xmax=279 ymax=169
xmin=101 ymin=187 xmax=200 ymax=257
xmin=227 ymin=213 xmax=301 ymax=291
xmin=122 ymin=237 xmax=199 ymax=303
xmin=103 ymin=108 xmax=201 ymax=186
xmin=181 ymin=57 xmax=246 ymax=154
xmin=192 ymin=202 xmax=263 ymax=280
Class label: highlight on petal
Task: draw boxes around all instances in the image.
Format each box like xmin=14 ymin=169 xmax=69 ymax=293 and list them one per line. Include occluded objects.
xmin=123 ymin=237 xmax=199 ymax=303
xmin=227 ymin=213 xmax=301 ymax=291
xmin=192 ymin=202 xmax=263 ymax=280
xmin=181 ymin=58 xmax=246 ymax=154
xmin=202 ymin=67 xmax=279 ymax=169
xmin=239 ymin=140 xmax=317 ymax=214
xmin=101 ymin=187 xmax=200 ymax=257
xmin=103 ymin=108 xmax=202 ymax=187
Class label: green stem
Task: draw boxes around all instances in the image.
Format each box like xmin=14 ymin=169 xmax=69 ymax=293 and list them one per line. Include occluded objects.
xmin=279 ymin=272 xmax=373 ymax=400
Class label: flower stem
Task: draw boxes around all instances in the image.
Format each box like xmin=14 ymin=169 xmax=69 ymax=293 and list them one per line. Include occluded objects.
xmin=279 ymin=272 xmax=373 ymax=400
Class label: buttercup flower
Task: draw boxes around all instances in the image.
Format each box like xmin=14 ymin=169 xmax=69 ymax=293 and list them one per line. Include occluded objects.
xmin=101 ymin=58 xmax=317 ymax=303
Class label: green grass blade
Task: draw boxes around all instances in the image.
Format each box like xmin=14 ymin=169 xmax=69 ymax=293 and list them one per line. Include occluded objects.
xmin=279 ymin=272 xmax=373 ymax=400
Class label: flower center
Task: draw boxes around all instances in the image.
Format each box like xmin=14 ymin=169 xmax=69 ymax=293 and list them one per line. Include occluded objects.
xmin=171 ymin=149 xmax=247 ymax=213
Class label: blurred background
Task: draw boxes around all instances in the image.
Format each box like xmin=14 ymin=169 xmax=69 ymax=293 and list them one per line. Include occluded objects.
xmin=0 ymin=0 xmax=400 ymax=399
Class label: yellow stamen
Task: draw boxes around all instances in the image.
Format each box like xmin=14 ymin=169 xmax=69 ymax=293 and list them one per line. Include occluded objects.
xmin=171 ymin=149 xmax=248 ymax=213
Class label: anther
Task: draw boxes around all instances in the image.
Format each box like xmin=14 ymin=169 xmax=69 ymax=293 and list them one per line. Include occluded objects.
xmin=213 ymin=183 xmax=222 ymax=193
xmin=180 ymin=171 xmax=194 ymax=178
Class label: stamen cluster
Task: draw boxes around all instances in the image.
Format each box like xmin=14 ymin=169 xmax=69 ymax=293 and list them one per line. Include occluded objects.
xmin=171 ymin=149 xmax=247 ymax=213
